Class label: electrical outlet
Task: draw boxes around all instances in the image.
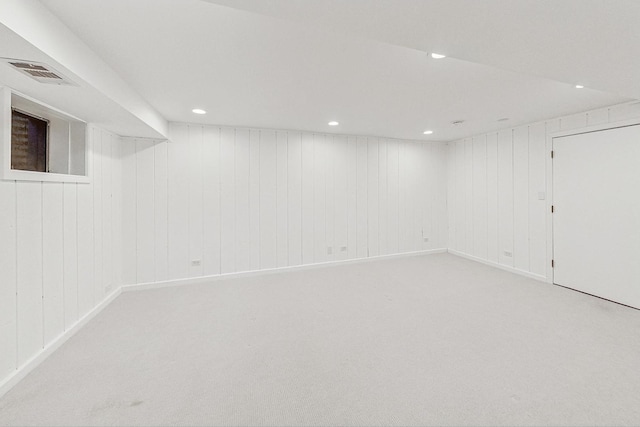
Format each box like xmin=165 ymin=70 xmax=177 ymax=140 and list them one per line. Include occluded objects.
xmin=191 ymin=259 xmax=201 ymax=266
xmin=504 ymin=251 xmax=513 ymax=258
xmin=340 ymin=246 xmax=347 ymax=252
xmin=327 ymin=247 xmax=333 ymax=255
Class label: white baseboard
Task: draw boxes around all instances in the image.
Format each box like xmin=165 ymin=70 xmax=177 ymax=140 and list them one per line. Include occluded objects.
xmin=447 ymin=249 xmax=549 ymax=283
xmin=0 ymin=287 xmax=122 ymax=399
xmin=122 ymin=248 xmax=448 ymax=293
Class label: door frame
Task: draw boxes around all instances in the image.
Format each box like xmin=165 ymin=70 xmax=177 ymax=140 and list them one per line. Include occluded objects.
xmin=546 ymin=117 xmax=640 ymax=285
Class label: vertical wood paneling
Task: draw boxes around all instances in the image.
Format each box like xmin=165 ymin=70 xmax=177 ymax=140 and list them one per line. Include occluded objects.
xmin=249 ymin=129 xmax=261 ymax=270
xmin=276 ymin=131 xmax=288 ymax=267
xmin=355 ymin=136 xmax=368 ymax=257
xmin=419 ymin=144 xmax=432 ymax=250
xmin=16 ymin=181 xmax=43 ymax=366
xmin=472 ymin=136 xmax=487 ymax=259
xmin=313 ymin=134 xmax=327 ymax=263
xmin=325 ymin=136 xmax=335 ymax=261
xmin=334 ymin=136 xmax=348 ymax=260
xmin=346 ymin=136 xmax=358 ymax=259
xmin=136 ymin=140 xmax=155 ymax=284
xmin=120 ymin=140 xmax=137 ymax=284
xmin=234 ymin=129 xmax=251 ymax=272
xmin=219 ymin=127 xmax=236 ymax=274
xmin=486 ymin=133 xmax=499 ymax=263
xmin=386 ymin=140 xmax=399 ymax=254
xmin=497 ymin=130 xmax=514 ymax=267
xmin=1 ymin=127 xmax=123 ymax=387
xmin=435 ymin=144 xmax=449 ymax=249
xmin=153 ymin=141 xmax=168 ymax=282
xmin=529 ymin=122 xmax=547 ymax=276
xmin=287 ymin=132 xmax=302 ymax=266
xmin=168 ymin=124 xmax=190 ymax=279
xmin=111 ymin=136 xmax=123 ymax=288
xmin=447 ymin=143 xmax=456 ymax=251
xmin=454 ymin=141 xmax=465 ymax=252
xmin=301 ymin=133 xmax=315 ymax=264
xmin=77 ymin=176 xmax=95 ymax=315
xmin=377 ymin=140 xmax=388 ymax=255
xmin=92 ymin=133 xmax=104 ymax=297
xmin=367 ymin=138 xmax=379 ymax=256
xmin=259 ymin=130 xmax=277 ymax=269
xmin=101 ymin=135 xmax=113 ymax=297
xmin=0 ymin=180 xmax=16 ymax=378
xmin=63 ymin=184 xmax=78 ymax=328
xmin=41 ymin=182 xmax=64 ymax=345
xmin=513 ymin=127 xmax=529 ymax=271
xmin=202 ymin=127 xmax=221 ymax=276
xmin=188 ymin=126 xmax=204 ymax=277
xmin=464 ymin=140 xmax=473 ymax=254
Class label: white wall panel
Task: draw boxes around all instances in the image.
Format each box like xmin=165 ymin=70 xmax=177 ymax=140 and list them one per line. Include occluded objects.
xmin=16 ymin=181 xmax=43 ymax=367
xmin=120 ymin=140 xmax=137 ymax=285
xmin=446 ymin=102 xmax=640 ymax=280
xmin=276 ymin=131 xmax=288 ymax=267
xmin=153 ymin=141 xmax=168 ymax=282
xmin=513 ymin=126 xmax=529 ymax=271
xmin=188 ymin=126 xmax=204 ymax=278
xmin=202 ymin=126 xmax=221 ymax=276
xmin=301 ymin=133 xmax=315 ymax=264
xmin=62 ymin=183 xmax=78 ymax=329
xmin=286 ymin=132 xmax=302 ymax=266
xmin=472 ymin=136 xmax=487 ymax=259
xmin=259 ymin=130 xmax=278 ymax=269
xmin=367 ymin=138 xmax=379 ymax=257
xmin=136 ymin=140 xmax=155 ymax=284
xmin=122 ymin=123 xmax=447 ymax=287
xmin=101 ymin=135 xmax=113 ymax=299
xmin=1 ymin=126 xmax=123 ymax=388
xmin=219 ymin=128 xmax=235 ymax=274
xmin=92 ymin=134 xmax=104 ymax=297
xmin=0 ymin=180 xmax=16 ymax=379
xmin=313 ymin=134 xmax=327 ymax=263
xmin=41 ymin=183 xmax=64 ymax=345
xmin=168 ymin=124 xmax=190 ymax=279
xmin=234 ymin=129 xmax=251 ymax=272
xmin=486 ymin=133 xmax=499 ymax=263
xmin=334 ymin=136 xmax=348 ymax=260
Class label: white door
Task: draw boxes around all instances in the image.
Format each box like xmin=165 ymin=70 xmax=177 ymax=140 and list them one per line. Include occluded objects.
xmin=553 ymin=124 xmax=640 ymax=309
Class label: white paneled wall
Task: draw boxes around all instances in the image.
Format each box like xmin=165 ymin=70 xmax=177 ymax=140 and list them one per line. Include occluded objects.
xmin=0 ymin=126 xmax=123 ymax=384
xmin=121 ymin=124 xmax=448 ymax=284
xmin=447 ymin=101 xmax=640 ymax=280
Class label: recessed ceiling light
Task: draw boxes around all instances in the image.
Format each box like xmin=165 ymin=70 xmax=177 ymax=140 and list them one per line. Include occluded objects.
xmin=192 ymin=108 xmax=206 ymax=114
xmin=430 ymin=53 xmax=446 ymax=59
xmin=423 ymin=130 xmax=433 ymax=135
xmin=575 ymin=84 xmax=584 ymax=89
xmin=328 ymin=121 xmax=339 ymax=126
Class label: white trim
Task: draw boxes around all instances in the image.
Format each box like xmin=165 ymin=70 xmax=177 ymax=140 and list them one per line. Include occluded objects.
xmin=122 ymin=248 xmax=448 ymax=292
xmin=0 ymin=287 xmax=122 ymax=399
xmin=0 ymin=86 xmax=91 ymax=183
xmin=549 ymin=117 xmax=640 ymax=139
xmin=447 ymin=249 xmax=548 ymax=283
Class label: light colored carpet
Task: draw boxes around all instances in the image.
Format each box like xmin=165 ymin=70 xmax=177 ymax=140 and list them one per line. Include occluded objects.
xmin=1 ymin=253 xmax=639 ymax=426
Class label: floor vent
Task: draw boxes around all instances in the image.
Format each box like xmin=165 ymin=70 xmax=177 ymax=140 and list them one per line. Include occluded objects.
xmin=1 ymin=58 xmax=76 ymax=86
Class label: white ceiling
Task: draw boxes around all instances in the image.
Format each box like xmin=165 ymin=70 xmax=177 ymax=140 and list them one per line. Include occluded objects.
xmin=0 ymin=22 xmax=163 ymax=138
xmin=22 ymin=0 xmax=640 ymax=140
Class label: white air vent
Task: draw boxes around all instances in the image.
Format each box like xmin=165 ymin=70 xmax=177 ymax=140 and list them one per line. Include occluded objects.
xmin=1 ymin=58 xmax=76 ymax=86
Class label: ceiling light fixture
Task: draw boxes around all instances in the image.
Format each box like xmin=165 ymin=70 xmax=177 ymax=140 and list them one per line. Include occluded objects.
xmin=575 ymin=84 xmax=584 ymax=89
xmin=423 ymin=130 xmax=433 ymax=135
xmin=430 ymin=53 xmax=446 ymax=59
xmin=328 ymin=121 xmax=339 ymax=126
xmin=192 ymin=108 xmax=207 ymax=114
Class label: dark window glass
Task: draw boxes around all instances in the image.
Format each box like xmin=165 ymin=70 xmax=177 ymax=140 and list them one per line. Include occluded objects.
xmin=11 ymin=110 xmax=48 ymax=172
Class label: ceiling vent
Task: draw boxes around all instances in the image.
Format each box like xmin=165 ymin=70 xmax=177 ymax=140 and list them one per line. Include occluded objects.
xmin=1 ymin=58 xmax=76 ymax=86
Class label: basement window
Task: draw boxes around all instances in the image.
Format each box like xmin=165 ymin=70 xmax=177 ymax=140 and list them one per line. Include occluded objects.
xmin=1 ymin=88 xmax=89 ymax=183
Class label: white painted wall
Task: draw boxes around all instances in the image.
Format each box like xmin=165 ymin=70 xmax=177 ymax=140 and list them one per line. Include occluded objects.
xmin=447 ymin=101 xmax=640 ymax=280
xmin=0 ymin=126 xmax=123 ymax=386
xmin=120 ymin=124 xmax=448 ymax=285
